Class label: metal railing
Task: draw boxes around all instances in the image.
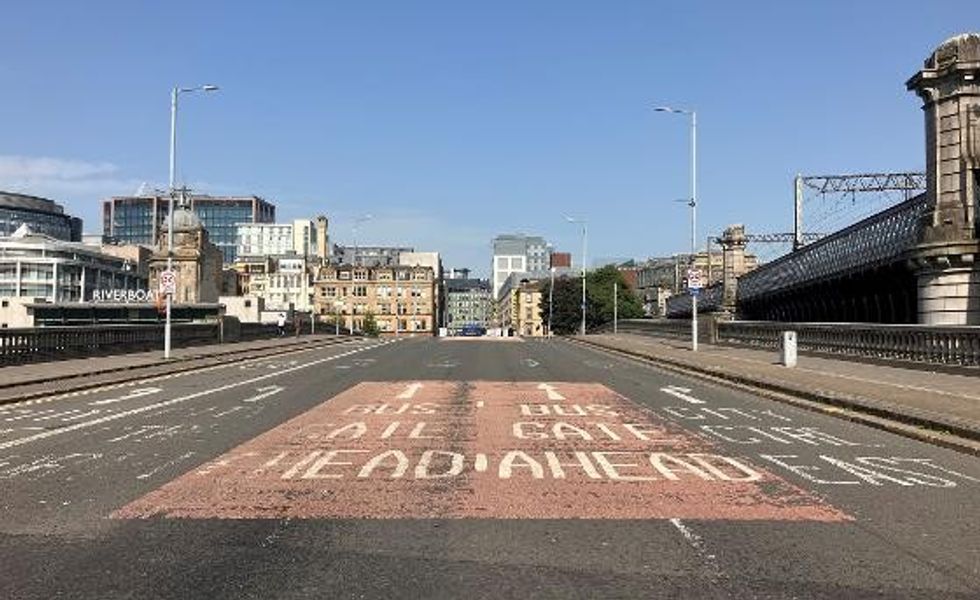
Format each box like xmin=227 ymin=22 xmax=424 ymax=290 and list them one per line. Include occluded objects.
xmin=0 ymin=323 xmax=218 ymax=366
xmin=717 ymin=321 xmax=980 ymax=367
xmin=598 ymin=319 xmax=980 ymax=367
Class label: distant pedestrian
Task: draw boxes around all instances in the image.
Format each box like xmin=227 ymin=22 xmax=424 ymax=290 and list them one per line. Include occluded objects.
xmin=294 ymin=314 xmax=302 ymax=338
xmin=277 ymin=313 xmax=286 ymax=337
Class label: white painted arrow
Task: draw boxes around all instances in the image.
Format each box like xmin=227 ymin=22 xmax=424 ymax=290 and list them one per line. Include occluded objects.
xmin=242 ymin=385 xmax=285 ymax=403
xmin=90 ymin=387 xmax=162 ymax=406
xmin=397 ymin=382 xmax=424 ymax=399
xmin=537 ymin=383 xmax=565 ymax=401
xmin=660 ymin=385 xmax=705 ymax=405
xmin=522 ymin=358 xmax=540 ymax=368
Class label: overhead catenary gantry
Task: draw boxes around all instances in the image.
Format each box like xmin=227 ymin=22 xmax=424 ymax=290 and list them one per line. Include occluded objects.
xmin=793 ymin=172 xmax=926 ymax=250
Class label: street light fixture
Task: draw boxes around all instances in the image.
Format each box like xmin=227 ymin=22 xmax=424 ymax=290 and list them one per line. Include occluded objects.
xmin=164 ymin=83 xmax=219 ymax=359
xmin=564 ymin=215 xmax=587 ymax=336
xmin=654 ymin=104 xmax=698 ymax=351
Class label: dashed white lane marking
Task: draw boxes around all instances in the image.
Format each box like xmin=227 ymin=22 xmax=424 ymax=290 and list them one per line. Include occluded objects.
xmin=669 ymin=518 xmax=726 ymax=583
xmin=0 ymin=340 xmax=396 ymax=451
xmin=3 ymin=341 xmax=362 ymax=409
xmin=660 ymin=385 xmax=705 ymax=405
xmin=242 ymin=385 xmax=285 ymax=403
xmin=136 ymin=451 xmax=196 ymax=480
xmin=90 ymin=387 xmax=162 ymax=406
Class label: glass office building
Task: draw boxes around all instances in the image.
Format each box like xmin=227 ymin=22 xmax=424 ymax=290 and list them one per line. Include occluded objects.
xmin=0 ymin=191 xmax=83 ymax=241
xmin=103 ymin=194 xmax=276 ymax=263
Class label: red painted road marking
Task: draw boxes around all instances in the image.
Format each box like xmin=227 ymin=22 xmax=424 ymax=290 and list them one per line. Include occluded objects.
xmin=113 ymin=381 xmax=850 ymax=521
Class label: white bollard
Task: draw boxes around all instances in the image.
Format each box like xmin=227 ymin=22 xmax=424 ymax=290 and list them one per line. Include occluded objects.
xmin=781 ymin=331 xmax=798 ymax=368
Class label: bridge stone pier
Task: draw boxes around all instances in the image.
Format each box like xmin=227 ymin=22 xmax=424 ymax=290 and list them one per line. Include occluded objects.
xmin=907 ymin=33 xmax=980 ymax=324
xmin=719 ymin=33 xmax=980 ymax=326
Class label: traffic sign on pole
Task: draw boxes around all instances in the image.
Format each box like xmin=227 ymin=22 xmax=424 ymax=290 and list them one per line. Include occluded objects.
xmin=159 ymin=270 xmax=176 ymax=296
xmin=686 ymin=268 xmax=704 ymax=290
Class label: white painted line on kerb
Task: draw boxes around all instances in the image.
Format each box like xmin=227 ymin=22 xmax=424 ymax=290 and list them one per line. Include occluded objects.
xmin=0 ymin=340 xmax=395 ymax=451
xmin=660 ymin=386 xmax=705 ymax=405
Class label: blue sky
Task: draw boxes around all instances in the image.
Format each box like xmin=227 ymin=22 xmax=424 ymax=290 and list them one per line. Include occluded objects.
xmin=0 ymin=1 xmax=972 ymax=275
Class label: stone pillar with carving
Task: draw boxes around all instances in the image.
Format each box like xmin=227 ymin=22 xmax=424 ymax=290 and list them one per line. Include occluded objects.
xmin=907 ymin=33 xmax=980 ymax=324
xmin=719 ymin=224 xmax=747 ymax=312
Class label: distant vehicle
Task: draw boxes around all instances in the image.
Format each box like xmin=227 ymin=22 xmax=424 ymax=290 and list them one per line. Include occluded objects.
xmin=460 ymin=324 xmax=486 ymax=337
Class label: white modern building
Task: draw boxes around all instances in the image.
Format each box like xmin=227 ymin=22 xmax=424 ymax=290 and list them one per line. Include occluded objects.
xmin=0 ymin=228 xmax=147 ymax=304
xmin=236 ymin=217 xmax=328 ymax=259
xmin=244 ymin=257 xmax=315 ymax=312
xmin=491 ymin=234 xmax=550 ymax=299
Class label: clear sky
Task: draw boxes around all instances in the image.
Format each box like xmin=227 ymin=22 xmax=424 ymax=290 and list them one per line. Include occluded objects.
xmin=0 ymin=1 xmax=973 ymax=275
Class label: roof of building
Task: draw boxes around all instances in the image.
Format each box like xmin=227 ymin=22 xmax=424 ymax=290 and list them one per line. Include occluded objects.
xmin=0 ymin=191 xmax=68 ymax=215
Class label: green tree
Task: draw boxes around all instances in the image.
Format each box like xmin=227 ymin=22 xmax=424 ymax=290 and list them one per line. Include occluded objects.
xmin=586 ymin=265 xmax=645 ymax=324
xmin=539 ymin=267 xmax=644 ymax=335
xmin=362 ymin=311 xmax=381 ymax=337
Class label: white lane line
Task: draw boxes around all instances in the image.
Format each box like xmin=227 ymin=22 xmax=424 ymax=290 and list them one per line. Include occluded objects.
xmin=537 ymin=383 xmax=565 ymax=401
xmin=0 ymin=340 xmax=395 ymax=451
xmin=6 ymin=340 xmax=361 ymax=408
xmin=136 ymin=451 xmax=196 ymax=480
xmin=669 ymin=518 xmax=726 ymax=583
xmin=660 ymin=385 xmax=705 ymax=405
xmin=242 ymin=385 xmax=285 ymax=403
xmin=397 ymin=382 xmax=423 ymax=399
xmin=90 ymin=387 xmax=162 ymax=406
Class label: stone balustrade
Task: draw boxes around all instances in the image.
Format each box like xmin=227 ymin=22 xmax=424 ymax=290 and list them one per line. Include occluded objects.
xmin=717 ymin=321 xmax=980 ymax=366
xmin=602 ymin=319 xmax=980 ymax=367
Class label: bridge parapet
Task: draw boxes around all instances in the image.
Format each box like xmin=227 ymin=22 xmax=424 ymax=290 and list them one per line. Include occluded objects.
xmin=718 ymin=320 xmax=980 ymax=367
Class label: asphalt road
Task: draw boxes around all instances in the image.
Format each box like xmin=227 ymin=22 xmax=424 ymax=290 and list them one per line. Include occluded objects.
xmin=1 ymin=337 xmax=978 ymax=599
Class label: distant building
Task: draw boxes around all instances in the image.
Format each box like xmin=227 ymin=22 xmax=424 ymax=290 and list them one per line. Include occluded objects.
xmin=231 ymin=217 xmax=329 ymax=313
xmin=445 ymin=277 xmax=491 ymax=334
xmin=333 ymin=244 xmax=413 ymax=267
xmin=634 ymin=250 xmax=758 ymax=316
xmin=103 ymin=193 xmax=276 ymax=264
xmin=497 ymin=274 xmax=546 ymax=337
xmin=236 ymin=217 xmax=328 ymax=260
xmin=0 ymin=228 xmax=147 ymax=325
xmin=147 ymin=204 xmax=223 ymax=304
xmin=491 ymin=234 xmax=550 ymax=300
xmin=313 ymin=263 xmax=436 ymax=335
xmin=1 ymin=191 xmax=82 ymax=241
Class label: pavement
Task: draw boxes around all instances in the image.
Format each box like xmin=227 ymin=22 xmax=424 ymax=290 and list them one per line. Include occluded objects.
xmin=1 ymin=336 xmax=978 ymax=598
xmin=576 ymin=333 xmax=980 ymax=453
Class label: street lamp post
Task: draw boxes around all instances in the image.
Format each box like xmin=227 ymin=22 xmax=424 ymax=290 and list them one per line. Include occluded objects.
xmin=654 ymin=105 xmax=698 ymax=352
xmin=165 ymin=84 xmax=219 ymax=359
xmin=547 ymin=266 xmax=555 ymax=338
xmin=564 ymin=216 xmax=587 ymax=336
xmin=613 ymin=281 xmax=618 ymax=334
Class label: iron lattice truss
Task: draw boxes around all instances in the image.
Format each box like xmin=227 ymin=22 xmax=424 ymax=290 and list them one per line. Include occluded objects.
xmin=711 ymin=232 xmax=825 ymax=244
xmin=800 ymin=172 xmax=926 ymax=195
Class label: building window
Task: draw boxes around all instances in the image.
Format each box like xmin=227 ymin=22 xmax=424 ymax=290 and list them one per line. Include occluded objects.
xmin=353 ymin=286 xmax=367 ymax=297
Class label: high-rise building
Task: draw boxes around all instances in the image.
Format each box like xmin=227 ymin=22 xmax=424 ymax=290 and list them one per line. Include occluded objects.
xmin=491 ymin=234 xmax=549 ymax=299
xmin=103 ymin=193 xmax=276 ymax=263
xmin=1 ymin=191 xmax=83 ymax=241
